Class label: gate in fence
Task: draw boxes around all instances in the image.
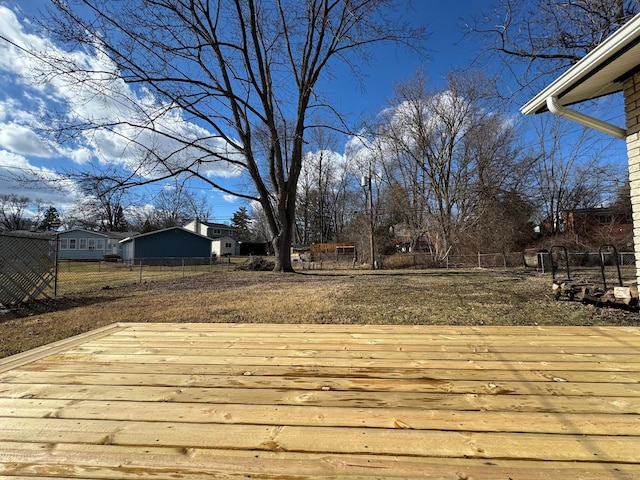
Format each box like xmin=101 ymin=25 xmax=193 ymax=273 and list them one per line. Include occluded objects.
xmin=0 ymin=233 xmax=56 ymax=307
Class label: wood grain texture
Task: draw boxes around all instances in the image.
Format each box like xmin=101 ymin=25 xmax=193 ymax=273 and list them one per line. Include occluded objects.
xmin=1 ymin=322 xmax=640 ymax=479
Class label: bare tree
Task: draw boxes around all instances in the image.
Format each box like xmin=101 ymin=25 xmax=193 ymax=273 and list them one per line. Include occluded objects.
xmin=296 ymin=126 xmax=356 ymax=244
xmin=249 ymin=201 xmax=272 ymax=245
xmin=151 ymin=179 xmax=212 ymax=229
xmin=469 ymin=0 xmax=639 ymax=91
xmin=527 ymin=116 xmax=622 ymax=235
xmin=62 ymin=173 xmax=132 ymax=232
xmin=19 ymin=0 xmax=425 ymax=271
xmin=129 ymin=181 xmax=211 ymax=232
xmin=0 ymin=194 xmax=33 ymax=231
xmin=375 ymin=71 xmax=524 ymax=261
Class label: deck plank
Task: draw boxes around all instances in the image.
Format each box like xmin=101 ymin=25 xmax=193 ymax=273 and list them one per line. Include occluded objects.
xmin=3 ymin=442 xmax=640 ymax=479
xmin=2 ymin=382 xmax=640 ymax=413
xmin=35 ymin=352 xmax=640 ymax=372
xmin=3 ymin=417 xmax=640 ymax=462
xmin=19 ymin=361 xmax=640 ymax=382
xmin=1 ymin=323 xmax=639 ymax=479
xmin=3 ymin=398 xmax=640 ymax=435
xmin=3 ymin=370 xmax=640 ymax=396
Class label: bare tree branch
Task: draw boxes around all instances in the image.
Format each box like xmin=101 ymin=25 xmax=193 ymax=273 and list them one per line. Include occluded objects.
xmin=18 ymin=0 xmax=426 ymax=271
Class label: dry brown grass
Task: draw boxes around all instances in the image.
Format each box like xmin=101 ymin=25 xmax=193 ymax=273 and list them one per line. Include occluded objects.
xmin=1 ymin=269 xmax=637 ymax=358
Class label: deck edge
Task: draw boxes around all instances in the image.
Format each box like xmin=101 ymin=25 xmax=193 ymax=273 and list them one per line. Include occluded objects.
xmin=0 ymin=323 xmax=128 ymax=373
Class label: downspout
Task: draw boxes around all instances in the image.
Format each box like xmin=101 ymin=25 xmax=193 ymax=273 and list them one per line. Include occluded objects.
xmin=546 ymin=96 xmax=626 ymax=140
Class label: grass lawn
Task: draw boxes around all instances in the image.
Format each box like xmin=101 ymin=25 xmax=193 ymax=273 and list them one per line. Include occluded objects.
xmin=1 ymin=268 xmax=637 ymax=358
xmin=55 ymin=259 xmax=240 ymax=294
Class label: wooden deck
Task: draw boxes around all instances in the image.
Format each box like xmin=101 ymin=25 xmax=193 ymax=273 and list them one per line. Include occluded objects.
xmin=1 ymin=323 xmax=640 ymax=479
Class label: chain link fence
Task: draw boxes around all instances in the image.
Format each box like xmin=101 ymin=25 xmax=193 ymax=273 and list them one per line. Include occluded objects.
xmin=2 ymin=239 xmax=637 ymax=300
xmin=375 ymin=252 xmax=527 ymax=270
xmin=55 ymin=257 xmax=241 ymax=295
xmin=535 ymin=250 xmax=637 ymax=287
xmin=300 ymin=250 xmax=637 ymax=285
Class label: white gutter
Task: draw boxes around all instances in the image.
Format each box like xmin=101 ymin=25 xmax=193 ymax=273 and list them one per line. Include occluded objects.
xmin=546 ymin=96 xmax=626 ymax=140
xmin=521 ymin=13 xmax=640 ymax=116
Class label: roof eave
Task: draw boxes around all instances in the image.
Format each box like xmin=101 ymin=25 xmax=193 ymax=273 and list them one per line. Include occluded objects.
xmin=521 ymin=13 xmax=640 ymax=115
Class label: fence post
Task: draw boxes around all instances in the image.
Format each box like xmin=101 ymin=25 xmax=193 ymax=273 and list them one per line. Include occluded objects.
xmin=478 ymin=252 xmax=481 ymax=268
xmin=182 ymin=259 xmax=185 ymax=278
xmin=139 ymin=261 xmax=143 ymax=283
xmin=53 ymin=236 xmax=59 ymax=297
xmin=503 ymin=253 xmax=507 ymax=270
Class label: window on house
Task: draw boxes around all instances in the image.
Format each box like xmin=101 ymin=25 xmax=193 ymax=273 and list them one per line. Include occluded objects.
xmin=59 ymin=238 xmax=68 ymax=250
xmin=69 ymin=239 xmax=77 ymax=250
xmin=79 ymin=238 xmax=87 ymax=250
xmin=88 ymin=238 xmax=95 ymax=250
xmin=96 ymin=239 xmax=105 ymax=250
xmin=599 ymin=215 xmax=613 ymax=225
xmin=214 ymin=229 xmax=220 ymax=234
xmin=225 ymin=242 xmax=232 ymax=248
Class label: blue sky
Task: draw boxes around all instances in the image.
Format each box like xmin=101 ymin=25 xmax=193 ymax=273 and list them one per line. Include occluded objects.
xmin=0 ymin=1 xmax=628 ymax=225
xmin=325 ymin=1 xmax=481 ymax=117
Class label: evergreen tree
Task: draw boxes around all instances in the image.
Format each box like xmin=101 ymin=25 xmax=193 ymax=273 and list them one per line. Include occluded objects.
xmin=40 ymin=206 xmax=61 ymax=231
xmin=113 ymin=205 xmax=129 ymax=232
xmin=231 ymin=206 xmax=252 ymax=241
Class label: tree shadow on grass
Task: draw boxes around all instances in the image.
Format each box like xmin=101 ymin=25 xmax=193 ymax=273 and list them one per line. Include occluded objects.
xmin=0 ymin=294 xmax=124 ymax=323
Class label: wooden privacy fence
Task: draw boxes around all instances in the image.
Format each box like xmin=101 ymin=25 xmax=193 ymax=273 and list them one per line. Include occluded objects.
xmin=0 ymin=233 xmax=55 ymax=307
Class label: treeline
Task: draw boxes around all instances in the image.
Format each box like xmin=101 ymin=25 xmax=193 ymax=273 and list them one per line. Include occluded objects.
xmin=280 ymin=71 xmax=628 ymax=263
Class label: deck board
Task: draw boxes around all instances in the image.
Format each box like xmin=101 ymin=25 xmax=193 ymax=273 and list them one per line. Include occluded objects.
xmin=1 ymin=322 xmax=640 ymax=479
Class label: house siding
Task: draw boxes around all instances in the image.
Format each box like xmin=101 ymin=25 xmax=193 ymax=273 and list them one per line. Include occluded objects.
xmin=211 ymin=236 xmax=236 ymax=256
xmin=183 ymin=219 xmax=238 ymax=240
xmin=624 ymin=71 xmax=640 ymax=285
xmin=57 ymin=230 xmax=109 ymax=260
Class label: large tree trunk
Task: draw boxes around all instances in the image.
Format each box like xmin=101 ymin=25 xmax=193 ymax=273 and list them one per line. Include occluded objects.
xmin=30 ymin=0 xmax=425 ymax=276
xmin=271 ymin=207 xmax=296 ymax=272
xmin=264 ymin=178 xmax=298 ymax=273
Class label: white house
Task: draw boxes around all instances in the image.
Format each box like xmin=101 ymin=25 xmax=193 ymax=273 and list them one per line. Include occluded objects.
xmin=211 ymin=236 xmax=236 ymax=257
xmin=183 ymin=218 xmax=238 ymax=255
xmin=183 ymin=218 xmax=238 ymax=239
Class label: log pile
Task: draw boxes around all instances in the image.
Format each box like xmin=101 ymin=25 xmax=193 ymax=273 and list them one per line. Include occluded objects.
xmin=235 ymin=257 xmax=275 ymax=271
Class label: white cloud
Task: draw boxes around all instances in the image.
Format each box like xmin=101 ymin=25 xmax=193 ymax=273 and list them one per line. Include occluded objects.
xmin=223 ymin=194 xmax=238 ymax=203
xmin=0 ymin=6 xmax=50 ymax=81
xmin=0 ymin=5 xmax=244 ymax=188
xmin=0 ymin=149 xmax=80 ymax=207
xmin=0 ymin=123 xmax=52 ymax=157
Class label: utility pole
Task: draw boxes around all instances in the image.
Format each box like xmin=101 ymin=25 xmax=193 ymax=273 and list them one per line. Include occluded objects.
xmin=361 ymin=172 xmax=376 ymax=270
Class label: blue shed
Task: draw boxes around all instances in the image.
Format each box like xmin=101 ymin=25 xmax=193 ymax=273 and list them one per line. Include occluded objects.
xmin=119 ymin=227 xmax=212 ymax=261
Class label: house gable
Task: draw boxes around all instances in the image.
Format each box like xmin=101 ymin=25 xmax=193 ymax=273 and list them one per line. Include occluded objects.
xmin=184 ymin=218 xmax=238 ymax=239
